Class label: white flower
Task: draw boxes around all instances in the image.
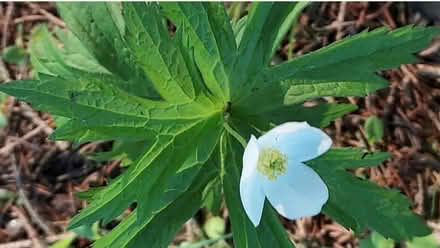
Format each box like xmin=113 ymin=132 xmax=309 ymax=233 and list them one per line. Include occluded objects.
xmin=240 ymin=121 xmax=332 ymax=227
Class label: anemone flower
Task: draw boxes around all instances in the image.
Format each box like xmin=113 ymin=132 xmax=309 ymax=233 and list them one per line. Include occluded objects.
xmin=240 ymin=122 xmax=332 ymax=226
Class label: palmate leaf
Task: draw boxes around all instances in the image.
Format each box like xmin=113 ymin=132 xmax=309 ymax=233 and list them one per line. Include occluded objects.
xmin=122 ymin=3 xmax=196 ymax=103
xmin=0 ymin=72 xmax=219 ymax=143
xmin=2 ymin=2 xmax=227 ymax=247
xmin=29 ymin=25 xmax=108 ymax=76
xmin=51 ymin=3 xmax=226 ymax=247
xmin=160 ymin=2 xmax=236 ymax=101
xmin=231 ymin=2 xmax=301 ymax=100
xmin=57 ymin=2 xmax=226 ymax=104
xmin=56 ymin=3 xmax=160 ymax=100
xmin=92 ymin=152 xmax=218 ymax=248
xmin=56 ymin=3 xmax=130 ymax=80
xmin=7 ymin=69 xmax=225 ymax=230
xmin=236 ymin=25 xmax=440 ymax=114
xmin=307 ymin=148 xmax=430 ymax=240
xmin=28 ymin=20 xmax=160 ymax=115
xmin=66 ymin=113 xmax=223 ymax=229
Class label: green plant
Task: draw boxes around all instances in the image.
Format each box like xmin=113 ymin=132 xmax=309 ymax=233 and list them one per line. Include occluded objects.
xmin=1 ymin=2 xmax=439 ymax=247
xmin=365 ymin=115 xmax=385 ymax=145
xmin=360 ymin=231 xmax=440 ymax=248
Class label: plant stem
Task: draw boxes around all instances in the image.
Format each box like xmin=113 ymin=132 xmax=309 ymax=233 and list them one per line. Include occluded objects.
xmin=223 ymin=122 xmax=247 ymax=148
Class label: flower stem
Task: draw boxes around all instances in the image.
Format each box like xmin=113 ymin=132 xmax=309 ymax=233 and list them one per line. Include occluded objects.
xmin=224 ymin=122 xmax=247 ymax=148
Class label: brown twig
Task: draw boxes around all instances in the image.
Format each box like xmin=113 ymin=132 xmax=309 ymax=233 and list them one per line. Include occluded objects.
xmin=365 ymin=2 xmax=393 ymax=22
xmin=336 ymin=2 xmax=347 ymax=40
xmin=10 ymin=206 xmax=47 ymax=248
xmin=7 ymin=136 xmax=42 ymax=152
xmin=312 ymin=20 xmax=356 ymax=32
xmin=414 ymin=174 xmax=425 ymax=215
xmin=356 ymin=2 xmax=368 ymax=27
xmin=2 ymin=3 xmax=14 ymax=49
xmin=0 ymin=125 xmax=45 ymax=155
xmin=25 ymin=3 xmax=65 ymax=28
xmin=20 ymin=103 xmax=70 ymax=150
xmin=382 ymin=3 xmax=397 ymax=29
xmin=11 ymin=154 xmax=56 ymax=237
xmin=13 ymin=15 xmax=48 ymax=25
xmin=20 ymin=104 xmax=54 ymax=136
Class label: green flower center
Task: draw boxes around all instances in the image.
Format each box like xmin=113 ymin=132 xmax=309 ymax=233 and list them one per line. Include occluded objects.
xmin=257 ymin=147 xmax=287 ymax=180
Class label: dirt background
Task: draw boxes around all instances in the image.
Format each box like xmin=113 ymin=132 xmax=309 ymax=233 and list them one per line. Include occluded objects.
xmin=0 ymin=2 xmax=439 ymax=248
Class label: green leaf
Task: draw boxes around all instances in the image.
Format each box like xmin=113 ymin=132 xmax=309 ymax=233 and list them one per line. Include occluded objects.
xmin=238 ymin=26 xmax=440 ymax=113
xmin=0 ymin=73 xmax=219 ymax=143
xmin=122 ymin=2 xmax=197 ymax=103
xmin=2 ymin=45 xmax=28 ymax=65
xmin=256 ymin=202 xmax=295 ymax=248
xmin=365 ymin=115 xmax=385 ymax=145
xmin=49 ymin=233 xmax=76 ymax=248
xmin=56 ymin=3 xmax=158 ymax=99
xmin=133 ymin=115 xmax=222 ymax=222
xmin=71 ymin=222 xmax=101 ymax=240
xmin=232 ymin=16 xmax=247 ymax=46
xmin=221 ymin=132 xmax=294 ymax=248
xmin=89 ymin=140 xmax=152 ymax=167
xmin=29 ymin=25 xmax=108 ymax=76
xmin=307 ymin=149 xmax=430 ymax=240
xmin=232 ymin=2 xmax=299 ymax=101
xmin=0 ymin=73 xmax=161 ymax=142
xmin=93 ymin=154 xmax=218 ymax=248
xmin=237 ymin=2 xmax=297 ymax=67
xmin=240 ymin=102 xmax=357 ymax=131
xmin=202 ymin=177 xmax=223 ymax=215
xmin=178 ymin=233 xmax=233 ymax=248
xmin=270 ymin=2 xmax=310 ymax=60
xmin=54 ymin=27 xmax=108 ymax=73
xmin=228 ymin=2 xmax=246 ymax=23
xmin=270 ymin=26 xmax=440 ymax=83
xmin=360 ymin=232 xmax=395 ymax=248
xmin=68 ymin=113 xmax=222 ymax=229
xmin=160 ymin=2 xmax=236 ymax=101
xmin=56 ymin=3 xmax=129 ymax=79
xmin=2 ymin=6 xmax=228 ymax=247
xmin=406 ymin=233 xmax=440 ymax=248
xmin=220 ymin=132 xmax=262 ymax=248
xmin=308 ymin=148 xmax=391 ymax=170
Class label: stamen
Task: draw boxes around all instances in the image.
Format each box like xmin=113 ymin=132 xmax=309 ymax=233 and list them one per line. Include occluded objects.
xmin=257 ymin=147 xmax=287 ymax=180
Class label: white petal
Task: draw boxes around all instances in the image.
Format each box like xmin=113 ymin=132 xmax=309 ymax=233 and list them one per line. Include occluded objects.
xmin=258 ymin=122 xmax=310 ymax=146
xmin=242 ymin=135 xmax=260 ymax=180
xmin=240 ymin=175 xmax=265 ymax=227
xmin=262 ymin=161 xmax=328 ymax=220
xmin=240 ymin=135 xmax=265 ymax=226
xmin=258 ymin=122 xmax=332 ymax=162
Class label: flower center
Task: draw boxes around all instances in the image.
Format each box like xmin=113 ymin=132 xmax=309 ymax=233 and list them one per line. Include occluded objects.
xmin=257 ymin=147 xmax=287 ymax=180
